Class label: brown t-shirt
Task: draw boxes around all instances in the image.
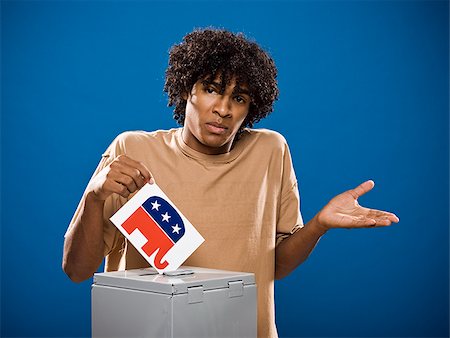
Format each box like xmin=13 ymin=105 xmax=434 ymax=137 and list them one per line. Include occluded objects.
xmin=67 ymin=127 xmax=303 ymax=338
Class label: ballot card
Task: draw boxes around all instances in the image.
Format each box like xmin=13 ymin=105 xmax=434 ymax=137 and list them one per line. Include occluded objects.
xmin=110 ymin=183 xmax=204 ymax=274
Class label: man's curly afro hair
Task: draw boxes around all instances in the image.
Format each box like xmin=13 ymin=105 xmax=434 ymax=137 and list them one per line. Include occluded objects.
xmin=164 ymin=28 xmax=279 ymax=131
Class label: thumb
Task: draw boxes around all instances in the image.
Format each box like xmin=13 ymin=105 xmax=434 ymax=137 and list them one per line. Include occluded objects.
xmin=349 ymin=180 xmax=375 ymax=199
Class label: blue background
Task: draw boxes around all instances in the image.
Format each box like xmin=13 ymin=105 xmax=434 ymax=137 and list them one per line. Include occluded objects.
xmin=1 ymin=1 xmax=448 ymax=337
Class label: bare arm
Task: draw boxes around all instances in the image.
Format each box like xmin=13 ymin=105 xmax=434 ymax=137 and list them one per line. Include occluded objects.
xmin=275 ymin=180 xmax=400 ymax=280
xmin=275 ymin=215 xmax=325 ymax=280
xmin=63 ymin=193 xmax=107 ymax=282
xmin=62 ymin=155 xmax=152 ymax=282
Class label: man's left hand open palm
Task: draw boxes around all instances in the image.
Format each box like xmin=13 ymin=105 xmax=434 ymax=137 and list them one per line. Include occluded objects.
xmin=317 ymin=180 xmax=400 ymax=230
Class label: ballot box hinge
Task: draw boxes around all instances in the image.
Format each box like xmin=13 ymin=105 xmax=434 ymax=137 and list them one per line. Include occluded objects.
xmin=187 ymin=285 xmax=204 ymax=304
xmin=228 ymin=280 xmax=244 ymax=298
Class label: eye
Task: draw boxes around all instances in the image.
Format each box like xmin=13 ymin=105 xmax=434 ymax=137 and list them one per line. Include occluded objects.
xmin=205 ymin=87 xmax=216 ymax=94
xmin=234 ymin=95 xmax=246 ymax=104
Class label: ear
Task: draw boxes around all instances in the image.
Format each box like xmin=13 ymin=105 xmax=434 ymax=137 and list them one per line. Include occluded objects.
xmin=182 ymin=92 xmax=188 ymax=100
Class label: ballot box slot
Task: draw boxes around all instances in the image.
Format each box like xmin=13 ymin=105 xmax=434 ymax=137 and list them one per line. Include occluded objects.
xmin=163 ymin=269 xmax=194 ymax=277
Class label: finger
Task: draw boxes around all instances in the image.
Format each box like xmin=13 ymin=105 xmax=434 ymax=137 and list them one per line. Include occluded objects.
xmin=103 ymin=180 xmax=131 ymax=199
xmin=366 ymin=209 xmax=400 ymax=223
xmin=107 ymin=170 xmax=138 ymax=194
xmin=373 ymin=214 xmax=400 ymax=226
xmin=335 ymin=213 xmax=376 ymax=227
xmin=112 ymin=158 xmax=148 ymax=188
xmin=348 ymin=215 xmax=377 ymax=227
xmin=134 ymin=162 xmax=153 ymax=184
xmin=381 ymin=213 xmax=399 ymax=223
xmin=119 ymin=164 xmax=146 ymax=189
xmin=350 ymin=216 xmax=392 ymax=228
xmin=373 ymin=217 xmax=393 ymax=226
xmin=117 ymin=155 xmax=153 ymax=184
xmin=349 ymin=180 xmax=375 ymax=199
xmin=336 ymin=215 xmax=377 ymax=229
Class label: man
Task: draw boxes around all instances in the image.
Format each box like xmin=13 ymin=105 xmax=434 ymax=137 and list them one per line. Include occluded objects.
xmin=63 ymin=28 xmax=399 ymax=338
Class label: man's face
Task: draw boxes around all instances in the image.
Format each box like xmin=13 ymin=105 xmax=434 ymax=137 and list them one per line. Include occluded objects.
xmin=182 ymin=76 xmax=251 ymax=155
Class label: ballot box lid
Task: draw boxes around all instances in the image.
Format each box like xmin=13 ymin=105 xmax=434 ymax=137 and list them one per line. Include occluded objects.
xmin=93 ymin=266 xmax=255 ymax=295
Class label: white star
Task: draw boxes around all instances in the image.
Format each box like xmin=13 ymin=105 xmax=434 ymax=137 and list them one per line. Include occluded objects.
xmin=151 ymin=200 xmax=161 ymax=211
xmin=161 ymin=212 xmax=171 ymax=222
xmin=172 ymin=224 xmax=181 ymax=234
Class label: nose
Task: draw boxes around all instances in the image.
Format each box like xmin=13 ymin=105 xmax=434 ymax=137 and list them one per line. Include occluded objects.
xmin=213 ymin=96 xmax=232 ymax=118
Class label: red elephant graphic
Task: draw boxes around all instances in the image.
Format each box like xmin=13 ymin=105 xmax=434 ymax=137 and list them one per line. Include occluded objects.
xmin=121 ymin=196 xmax=185 ymax=269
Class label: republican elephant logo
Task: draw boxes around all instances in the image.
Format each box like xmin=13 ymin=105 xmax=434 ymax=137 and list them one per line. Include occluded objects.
xmin=121 ymin=196 xmax=185 ymax=269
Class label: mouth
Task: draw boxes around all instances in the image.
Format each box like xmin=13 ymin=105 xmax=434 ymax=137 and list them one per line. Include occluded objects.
xmin=205 ymin=122 xmax=228 ymax=135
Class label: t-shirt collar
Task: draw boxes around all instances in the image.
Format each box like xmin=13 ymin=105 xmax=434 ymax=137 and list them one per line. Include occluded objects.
xmin=175 ymin=128 xmax=248 ymax=164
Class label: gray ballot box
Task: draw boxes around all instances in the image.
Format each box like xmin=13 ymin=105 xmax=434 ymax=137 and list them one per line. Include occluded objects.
xmin=92 ymin=266 xmax=257 ymax=338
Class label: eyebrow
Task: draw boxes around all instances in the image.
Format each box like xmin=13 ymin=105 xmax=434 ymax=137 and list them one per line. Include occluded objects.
xmin=234 ymin=87 xmax=250 ymax=96
xmin=202 ymin=80 xmax=250 ymax=96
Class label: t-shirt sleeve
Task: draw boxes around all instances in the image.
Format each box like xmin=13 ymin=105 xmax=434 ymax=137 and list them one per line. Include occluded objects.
xmin=276 ymin=141 xmax=304 ymax=247
xmin=64 ymin=135 xmax=127 ymax=256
